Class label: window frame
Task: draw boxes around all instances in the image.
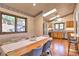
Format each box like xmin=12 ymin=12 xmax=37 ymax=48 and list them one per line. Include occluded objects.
xmin=54 ymin=23 xmax=64 ymax=30
xmin=59 ymin=23 xmax=64 ymax=30
xmin=54 ymin=23 xmax=59 ymax=30
xmin=0 ymin=12 xmax=27 ymax=34
xmin=2 ymin=14 xmax=16 ymax=33
xmin=16 ymin=17 xmax=26 ymax=32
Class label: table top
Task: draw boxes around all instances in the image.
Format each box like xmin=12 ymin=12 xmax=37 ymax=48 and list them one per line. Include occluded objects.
xmin=0 ymin=36 xmax=48 ymax=55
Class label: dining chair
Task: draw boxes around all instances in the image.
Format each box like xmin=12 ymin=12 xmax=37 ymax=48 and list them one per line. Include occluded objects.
xmin=67 ymin=33 xmax=79 ymax=55
xmin=31 ymin=45 xmax=43 ymax=56
xmin=42 ymin=40 xmax=51 ymax=56
xmin=22 ymin=45 xmax=43 ymax=56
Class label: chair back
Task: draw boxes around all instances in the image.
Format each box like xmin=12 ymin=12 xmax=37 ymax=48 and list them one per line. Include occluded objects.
xmin=32 ymin=45 xmax=43 ymax=56
xmin=67 ymin=32 xmax=78 ymax=43
xmin=42 ymin=40 xmax=51 ymax=52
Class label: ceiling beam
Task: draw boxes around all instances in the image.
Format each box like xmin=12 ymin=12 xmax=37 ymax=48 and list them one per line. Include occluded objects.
xmin=48 ymin=12 xmax=74 ymax=22
xmin=33 ymin=11 xmax=43 ymax=17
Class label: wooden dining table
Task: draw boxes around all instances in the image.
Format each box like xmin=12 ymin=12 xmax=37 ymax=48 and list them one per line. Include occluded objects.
xmin=0 ymin=36 xmax=49 ymax=56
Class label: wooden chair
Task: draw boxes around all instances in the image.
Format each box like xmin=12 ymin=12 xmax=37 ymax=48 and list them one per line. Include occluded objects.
xmin=67 ymin=32 xmax=79 ymax=55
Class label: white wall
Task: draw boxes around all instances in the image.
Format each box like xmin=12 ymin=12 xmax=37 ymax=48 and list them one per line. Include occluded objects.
xmin=34 ymin=15 xmax=43 ymax=36
xmin=26 ymin=16 xmax=35 ymax=38
xmin=0 ymin=7 xmax=35 ymax=42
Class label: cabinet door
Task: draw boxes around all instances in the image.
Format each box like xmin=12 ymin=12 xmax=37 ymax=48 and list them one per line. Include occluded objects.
xmin=57 ymin=32 xmax=62 ymax=38
xmin=51 ymin=32 xmax=63 ymax=39
xmin=50 ymin=32 xmax=57 ymax=39
xmin=66 ymin=21 xmax=74 ymax=28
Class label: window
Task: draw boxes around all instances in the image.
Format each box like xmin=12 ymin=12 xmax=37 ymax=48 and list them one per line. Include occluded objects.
xmin=54 ymin=23 xmax=59 ymax=30
xmin=60 ymin=23 xmax=64 ymax=30
xmin=16 ymin=18 xmax=25 ymax=32
xmin=2 ymin=14 xmax=15 ymax=32
xmin=54 ymin=23 xmax=64 ymax=30
xmin=0 ymin=13 xmax=27 ymax=34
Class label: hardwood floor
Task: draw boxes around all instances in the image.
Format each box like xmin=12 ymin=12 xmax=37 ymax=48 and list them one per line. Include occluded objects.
xmin=50 ymin=39 xmax=79 ymax=56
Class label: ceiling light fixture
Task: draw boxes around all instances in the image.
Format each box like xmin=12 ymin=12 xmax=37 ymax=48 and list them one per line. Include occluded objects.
xmin=43 ymin=8 xmax=56 ymax=17
xmin=49 ymin=15 xmax=60 ymax=20
xmin=33 ymin=3 xmax=36 ymax=6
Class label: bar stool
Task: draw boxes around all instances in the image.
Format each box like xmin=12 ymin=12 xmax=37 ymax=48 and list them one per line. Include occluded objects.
xmin=67 ymin=33 xmax=79 ymax=55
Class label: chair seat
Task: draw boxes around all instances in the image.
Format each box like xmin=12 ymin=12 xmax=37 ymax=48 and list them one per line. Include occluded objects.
xmin=69 ymin=41 xmax=78 ymax=44
xmin=69 ymin=38 xmax=78 ymax=44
